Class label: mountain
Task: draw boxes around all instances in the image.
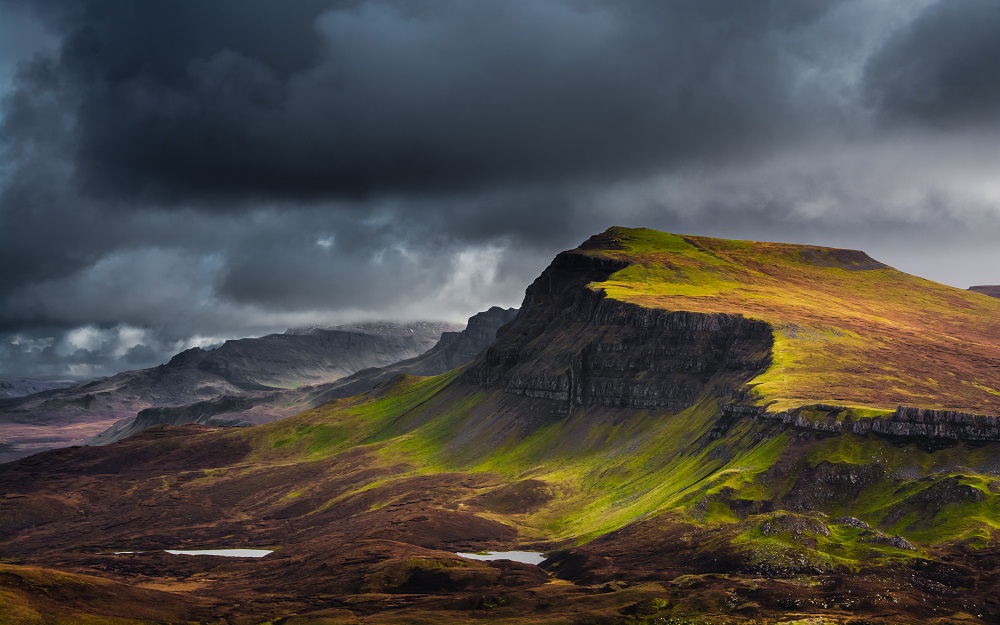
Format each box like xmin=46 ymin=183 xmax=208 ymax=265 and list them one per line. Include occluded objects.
xmin=970 ymin=284 xmax=1000 ymax=299
xmin=0 ymin=322 xmax=458 ymax=462
xmin=89 ymin=306 xmax=519 ymax=445
xmin=0 ymin=378 xmax=76 ymax=399
xmin=2 ymin=227 xmax=999 ymax=624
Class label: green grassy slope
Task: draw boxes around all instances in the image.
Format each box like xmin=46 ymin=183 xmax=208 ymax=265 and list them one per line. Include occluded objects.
xmin=227 ymin=373 xmax=998 ymax=562
xmin=227 ymin=228 xmax=1000 ymax=555
xmin=586 ymin=227 xmax=1000 ymax=413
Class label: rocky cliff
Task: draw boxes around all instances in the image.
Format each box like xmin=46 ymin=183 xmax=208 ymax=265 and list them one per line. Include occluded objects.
xmin=724 ymin=403 xmax=1000 ymax=441
xmin=465 ymin=245 xmax=773 ymax=412
xmin=410 ymin=306 xmax=519 ymax=375
xmin=465 ymin=230 xmax=1000 ymax=441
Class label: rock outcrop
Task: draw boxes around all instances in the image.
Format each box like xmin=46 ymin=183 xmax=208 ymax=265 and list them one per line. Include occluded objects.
xmin=465 ymin=245 xmax=773 ymax=412
xmin=403 ymin=307 xmax=519 ymax=376
xmin=724 ymin=403 xmax=1000 ymax=441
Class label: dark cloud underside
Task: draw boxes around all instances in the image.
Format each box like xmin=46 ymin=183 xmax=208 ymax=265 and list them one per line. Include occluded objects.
xmin=1 ymin=0 xmax=997 ymax=378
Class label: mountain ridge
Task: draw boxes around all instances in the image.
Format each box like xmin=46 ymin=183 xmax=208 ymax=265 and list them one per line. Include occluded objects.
xmin=0 ymin=378 xmax=76 ymax=399
xmin=3 ymin=227 xmax=999 ymax=624
xmin=970 ymin=284 xmax=1000 ymax=299
xmin=89 ymin=306 xmax=518 ymax=445
xmin=0 ymin=322 xmax=458 ymax=462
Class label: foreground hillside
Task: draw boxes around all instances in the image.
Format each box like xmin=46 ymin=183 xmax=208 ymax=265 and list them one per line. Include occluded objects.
xmin=2 ymin=227 xmax=999 ymax=624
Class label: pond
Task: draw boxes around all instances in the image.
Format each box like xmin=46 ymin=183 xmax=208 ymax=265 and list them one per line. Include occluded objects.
xmin=113 ymin=549 xmax=273 ymax=558
xmin=456 ymin=550 xmax=546 ymax=565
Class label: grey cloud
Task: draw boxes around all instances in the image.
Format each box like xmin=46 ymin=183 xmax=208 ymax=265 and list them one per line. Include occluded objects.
xmin=864 ymin=0 xmax=1000 ymax=125
xmin=1 ymin=0 xmax=998 ymax=379
xmin=6 ymin=0 xmax=849 ymax=205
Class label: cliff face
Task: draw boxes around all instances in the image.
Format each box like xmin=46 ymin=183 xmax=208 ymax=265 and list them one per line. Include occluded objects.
xmin=465 ymin=249 xmax=774 ymax=412
xmin=725 ymin=404 xmax=1000 ymax=441
xmin=407 ymin=306 xmax=519 ymax=376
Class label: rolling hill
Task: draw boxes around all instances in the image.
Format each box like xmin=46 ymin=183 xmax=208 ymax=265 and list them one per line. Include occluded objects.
xmin=2 ymin=227 xmax=999 ymax=624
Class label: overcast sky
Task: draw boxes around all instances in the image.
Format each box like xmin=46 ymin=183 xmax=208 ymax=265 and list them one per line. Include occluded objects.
xmin=1 ymin=0 xmax=998 ymax=380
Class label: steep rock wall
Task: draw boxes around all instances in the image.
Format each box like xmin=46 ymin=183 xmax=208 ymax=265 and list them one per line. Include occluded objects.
xmin=464 ymin=249 xmax=774 ymax=411
xmin=724 ymin=404 xmax=1000 ymax=441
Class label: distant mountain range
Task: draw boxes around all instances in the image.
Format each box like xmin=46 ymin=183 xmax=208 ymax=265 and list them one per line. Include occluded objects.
xmin=0 ymin=321 xmax=463 ymax=462
xmin=89 ymin=306 xmax=518 ymax=445
xmin=970 ymin=284 xmax=1000 ymax=298
xmin=0 ymin=378 xmax=76 ymax=399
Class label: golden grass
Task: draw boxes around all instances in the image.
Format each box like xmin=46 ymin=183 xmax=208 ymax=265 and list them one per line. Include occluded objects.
xmin=584 ymin=227 xmax=1000 ymax=414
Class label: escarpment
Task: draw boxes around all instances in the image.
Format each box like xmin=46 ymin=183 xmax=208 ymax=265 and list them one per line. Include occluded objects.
xmin=464 ymin=248 xmax=774 ymax=411
xmin=465 ymin=234 xmax=1000 ymax=442
xmin=724 ymin=403 xmax=1000 ymax=441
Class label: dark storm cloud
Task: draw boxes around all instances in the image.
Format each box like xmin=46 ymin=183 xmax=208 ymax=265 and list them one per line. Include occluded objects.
xmin=5 ymin=0 xmax=844 ymax=204
xmin=1 ymin=0 xmax=998 ymax=379
xmin=864 ymin=0 xmax=1000 ymax=125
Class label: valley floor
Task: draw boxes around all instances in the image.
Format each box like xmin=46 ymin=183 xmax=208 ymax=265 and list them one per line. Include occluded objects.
xmin=3 ymin=378 xmax=999 ymax=624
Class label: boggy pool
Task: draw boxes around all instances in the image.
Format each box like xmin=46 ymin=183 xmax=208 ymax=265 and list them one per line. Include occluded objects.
xmin=456 ymin=551 xmax=546 ymax=565
xmin=113 ymin=548 xmax=273 ymax=558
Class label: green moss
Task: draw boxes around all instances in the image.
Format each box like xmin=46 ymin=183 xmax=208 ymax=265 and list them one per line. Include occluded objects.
xmin=606 ymin=227 xmax=702 ymax=254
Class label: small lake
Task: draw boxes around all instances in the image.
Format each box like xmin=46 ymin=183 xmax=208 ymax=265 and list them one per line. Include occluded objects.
xmin=456 ymin=551 xmax=546 ymax=565
xmin=113 ymin=549 xmax=273 ymax=558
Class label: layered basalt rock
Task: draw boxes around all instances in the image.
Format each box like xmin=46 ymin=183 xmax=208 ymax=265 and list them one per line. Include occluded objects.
xmin=465 ymin=237 xmax=1000 ymax=440
xmin=464 ymin=248 xmax=774 ymax=411
xmin=725 ymin=403 xmax=1000 ymax=441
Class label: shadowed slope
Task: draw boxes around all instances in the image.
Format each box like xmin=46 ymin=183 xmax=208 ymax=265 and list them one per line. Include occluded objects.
xmin=87 ymin=307 xmax=517 ymax=445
